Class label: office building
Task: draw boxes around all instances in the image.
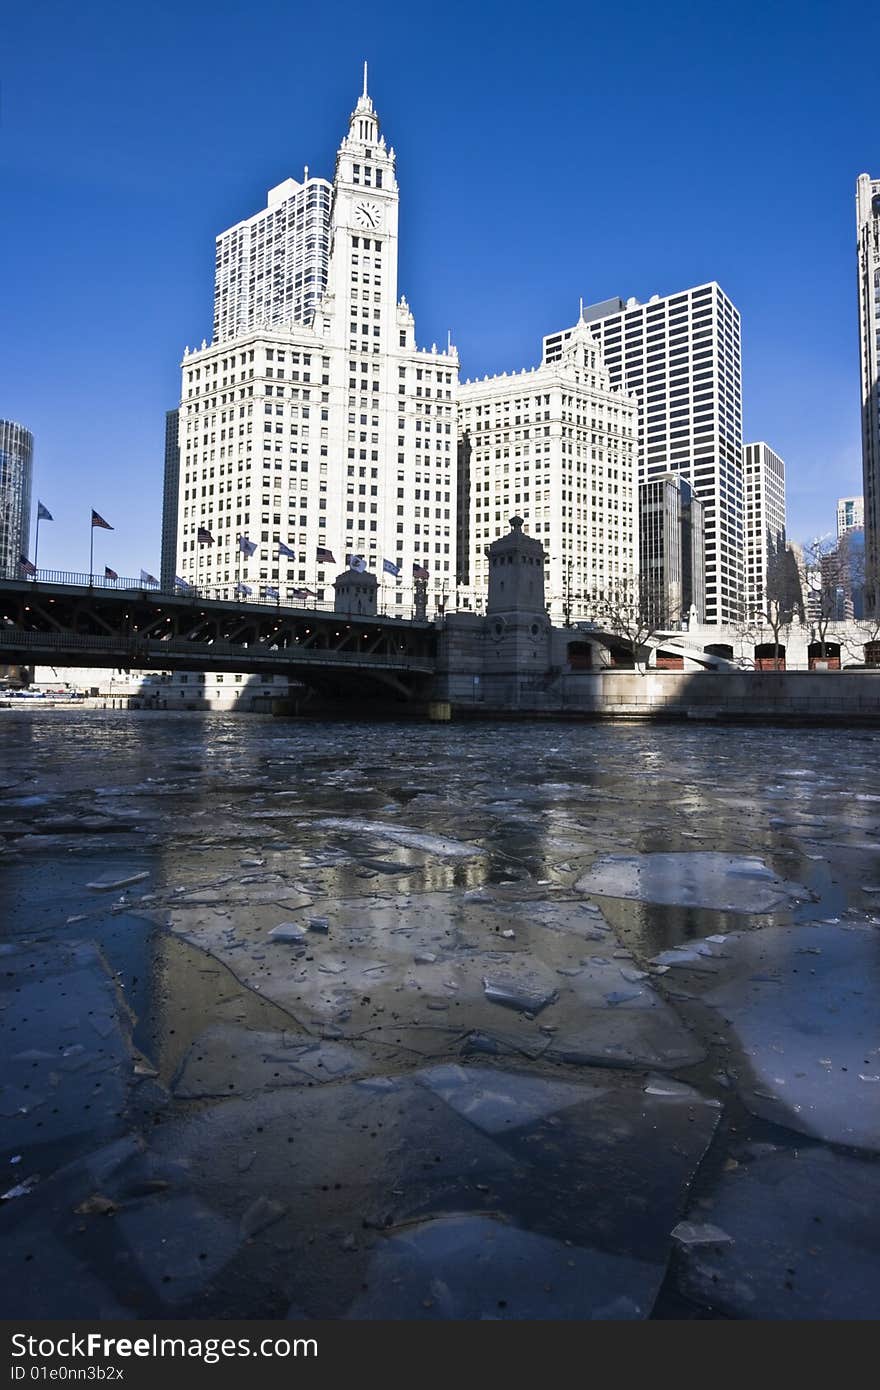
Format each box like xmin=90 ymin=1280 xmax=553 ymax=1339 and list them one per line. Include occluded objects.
xmin=0 ymin=419 xmax=33 ymax=579
xmin=857 ymin=174 xmax=880 ymax=612
xmin=837 ymin=494 xmax=864 ymax=539
xmin=457 ymin=321 xmax=638 ymax=622
xmin=543 ymin=283 xmax=743 ymax=624
xmin=172 ymin=72 xmax=458 ymax=614
xmin=743 ymin=441 xmax=786 ymax=620
xmin=160 ymin=409 xmax=179 ymax=590
xmin=639 ymin=473 xmax=705 ymax=627
xmin=213 ymin=175 xmax=333 ymax=343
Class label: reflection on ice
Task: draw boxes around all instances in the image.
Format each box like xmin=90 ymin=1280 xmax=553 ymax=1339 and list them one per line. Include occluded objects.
xmin=3 ymin=712 xmax=880 ymax=1319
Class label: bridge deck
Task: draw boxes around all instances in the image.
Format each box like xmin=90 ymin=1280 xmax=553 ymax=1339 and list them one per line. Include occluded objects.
xmin=0 ymin=578 xmax=437 ymax=686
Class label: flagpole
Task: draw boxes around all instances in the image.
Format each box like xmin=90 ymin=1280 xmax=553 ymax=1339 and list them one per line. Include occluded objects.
xmin=89 ymin=513 xmax=94 ymax=586
xmin=34 ymin=513 xmax=41 ymax=574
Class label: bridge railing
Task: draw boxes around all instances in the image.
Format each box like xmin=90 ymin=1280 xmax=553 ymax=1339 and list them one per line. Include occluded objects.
xmin=1 ymin=569 xmax=428 ymax=618
xmin=0 ymin=629 xmax=434 ymax=669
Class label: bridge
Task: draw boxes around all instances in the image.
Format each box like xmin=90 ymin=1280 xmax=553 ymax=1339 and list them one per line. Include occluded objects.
xmin=0 ymin=574 xmax=438 ymax=701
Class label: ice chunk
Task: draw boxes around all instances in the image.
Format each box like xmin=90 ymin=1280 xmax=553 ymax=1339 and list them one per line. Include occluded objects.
xmin=575 ymin=853 xmax=805 ymax=913
xmin=313 ymin=817 xmax=482 ymax=858
xmin=2 ymin=1174 xmax=38 ymax=1201
xmin=86 ymin=871 xmax=150 ymax=891
xmin=605 ymin=990 xmax=643 ymax=1006
xmin=482 ymin=975 xmax=558 ymax=1015
xmin=268 ymin=923 xmax=307 ymax=942
xmin=671 ymin=1221 xmax=733 ymax=1247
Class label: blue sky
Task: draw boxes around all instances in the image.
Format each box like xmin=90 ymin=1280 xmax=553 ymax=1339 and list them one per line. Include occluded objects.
xmin=1 ymin=0 xmax=877 ymax=574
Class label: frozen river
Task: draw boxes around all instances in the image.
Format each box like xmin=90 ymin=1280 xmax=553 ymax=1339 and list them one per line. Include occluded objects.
xmin=2 ymin=710 xmax=880 ymax=1319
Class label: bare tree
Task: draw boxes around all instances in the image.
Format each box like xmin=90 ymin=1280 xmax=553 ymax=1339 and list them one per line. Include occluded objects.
xmin=581 ymin=574 xmax=682 ymax=674
xmin=801 ymin=534 xmax=840 ymax=660
xmin=754 ymin=533 xmax=804 ymax=670
xmin=844 ymin=549 xmax=880 ymax=665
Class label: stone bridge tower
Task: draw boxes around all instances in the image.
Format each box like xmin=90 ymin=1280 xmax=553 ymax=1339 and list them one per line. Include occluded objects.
xmin=484 ymin=516 xmax=552 ymax=676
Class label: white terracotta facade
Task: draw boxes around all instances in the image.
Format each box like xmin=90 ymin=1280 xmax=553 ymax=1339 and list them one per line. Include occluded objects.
xmin=173 ymin=75 xmax=458 ymax=616
xmin=457 ymin=323 xmax=638 ymax=623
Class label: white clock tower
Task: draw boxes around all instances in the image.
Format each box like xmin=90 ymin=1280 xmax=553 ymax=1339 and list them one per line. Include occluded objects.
xmin=326 ymin=65 xmax=400 ymax=352
xmin=174 ymin=69 xmax=459 ymax=617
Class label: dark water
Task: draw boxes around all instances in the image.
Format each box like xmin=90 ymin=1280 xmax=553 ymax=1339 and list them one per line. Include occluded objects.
xmin=2 ymin=711 xmax=880 ymax=1319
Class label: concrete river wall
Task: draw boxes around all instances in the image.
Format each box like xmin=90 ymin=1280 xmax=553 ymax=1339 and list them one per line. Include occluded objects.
xmin=439 ymin=669 xmax=880 ymax=723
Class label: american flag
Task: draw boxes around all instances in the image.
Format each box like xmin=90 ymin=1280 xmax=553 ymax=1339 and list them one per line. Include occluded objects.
xmin=197 ymin=527 xmax=214 ymax=545
xmin=104 ymin=566 xmax=119 ymax=581
xmin=91 ymin=510 xmax=113 ymax=530
xmin=413 ymin=563 xmax=429 ymax=580
xmin=19 ymin=555 xmax=36 ymax=576
xmin=316 ymin=546 xmax=335 ymax=564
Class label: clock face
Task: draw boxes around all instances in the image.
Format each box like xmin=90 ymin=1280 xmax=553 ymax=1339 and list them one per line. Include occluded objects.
xmin=354 ymin=200 xmax=381 ymax=229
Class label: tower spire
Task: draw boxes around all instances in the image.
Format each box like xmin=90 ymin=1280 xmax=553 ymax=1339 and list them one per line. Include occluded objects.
xmin=363 ymin=60 xmax=368 ymax=99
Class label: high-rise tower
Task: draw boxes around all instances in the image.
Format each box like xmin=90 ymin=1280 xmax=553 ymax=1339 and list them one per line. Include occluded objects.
xmin=173 ymin=72 xmax=458 ymax=614
xmin=0 ymin=420 xmax=33 ymax=579
xmin=543 ymin=283 xmax=744 ymax=625
xmin=857 ymin=174 xmax=880 ymax=613
xmin=743 ymin=441 xmax=786 ymax=621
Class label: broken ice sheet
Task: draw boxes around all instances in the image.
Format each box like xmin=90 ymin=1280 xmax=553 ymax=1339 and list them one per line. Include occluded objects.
xmin=115 ymin=1196 xmax=239 ymax=1305
xmin=688 ymin=922 xmax=880 ymax=1151
xmin=417 ymin=1063 xmax=603 ymax=1134
xmin=1 ymin=942 xmax=133 ymax=1154
xmin=147 ymin=1063 xmax=719 ymax=1318
xmin=673 ymin=1147 xmax=880 ymax=1319
xmin=173 ymin=1025 xmax=366 ymax=1098
xmin=345 ymin=1214 xmax=658 ymax=1320
xmin=576 ymin=853 xmax=806 ymax=914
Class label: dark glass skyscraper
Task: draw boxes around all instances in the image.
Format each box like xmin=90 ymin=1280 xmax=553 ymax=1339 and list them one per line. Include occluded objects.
xmin=0 ymin=420 xmax=33 ymax=578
